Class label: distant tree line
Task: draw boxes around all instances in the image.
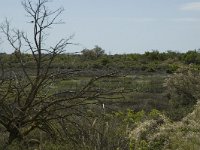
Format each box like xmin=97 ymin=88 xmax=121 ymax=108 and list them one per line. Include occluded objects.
xmin=1 ymin=49 xmax=200 ymax=72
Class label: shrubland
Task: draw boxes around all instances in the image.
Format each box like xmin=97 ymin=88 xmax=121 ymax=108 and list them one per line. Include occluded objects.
xmin=2 ymin=47 xmax=200 ymax=150
xmin=1 ymin=0 xmax=200 ymax=149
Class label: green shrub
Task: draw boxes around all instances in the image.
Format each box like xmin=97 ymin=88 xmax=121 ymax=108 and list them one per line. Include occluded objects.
xmin=166 ymin=64 xmax=179 ymax=74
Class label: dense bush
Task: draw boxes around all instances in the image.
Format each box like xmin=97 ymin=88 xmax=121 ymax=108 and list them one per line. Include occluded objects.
xmin=164 ymin=66 xmax=200 ymax=120
xmin=183 ymin=50 xmax=200 ymax=64
xmin=129 ymin=101 xmax=200 ymax=150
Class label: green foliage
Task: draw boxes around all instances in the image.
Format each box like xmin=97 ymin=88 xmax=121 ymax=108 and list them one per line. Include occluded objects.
xmin=100 ymin=57 xmax=110 ymax=66
xmin=129 ymin=101 xmax=200 ymax=150
xmin=93 ymin=45 xmax=105 ymax=57
xmin=145 ymin=50 xmax=166 ymax=61
xmin=146 ymin=63 xmax=157 ymax=72
xmin=115 ymin=109 xmax=146 ymax=124
xmin=1 ymin=0 xmax=200 ymax=149
xmin=164 ymin=66 xmax=200 ymax=120
xmin=81 ymin=45 xmax=105 ymax=60
xmin=148 ymin=109 xmax=161 ymax=119
xmin=129 ymin=111 xmax=169 ymax=150
xmin=166 ymin=64 xmax=179 ymax=74
xmin=1 ymin=48 xmax=200 ymax=149
xmin=183 ymin=50 xmax=200 ymax=64
xmin=41 ymin=142 xmax=78 ymax=150
xmin=126 ymin=54 xmax=141 ymax=61
xmin=0 ymin=50 xmax=191 ymax=73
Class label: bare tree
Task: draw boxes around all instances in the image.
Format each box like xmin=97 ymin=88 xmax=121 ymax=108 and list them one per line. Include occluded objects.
xmin=0 ymin=0 xmax=122 ymax=145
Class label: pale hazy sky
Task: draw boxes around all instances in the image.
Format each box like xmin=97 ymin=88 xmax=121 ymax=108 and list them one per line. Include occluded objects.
xmin=1 ymin=0 xmax=200 ymax=54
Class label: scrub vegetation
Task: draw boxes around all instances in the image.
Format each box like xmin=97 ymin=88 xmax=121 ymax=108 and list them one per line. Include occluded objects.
xmin=0 ymin=0 xmax=200 ymax=149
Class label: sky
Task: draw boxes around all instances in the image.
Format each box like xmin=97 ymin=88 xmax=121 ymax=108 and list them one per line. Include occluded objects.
xmin=0 ymin=0 xmax=200 ymax=54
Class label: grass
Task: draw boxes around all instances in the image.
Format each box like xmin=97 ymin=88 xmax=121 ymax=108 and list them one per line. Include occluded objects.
xmin=46 ymin=72 xmax=169 ymax=116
